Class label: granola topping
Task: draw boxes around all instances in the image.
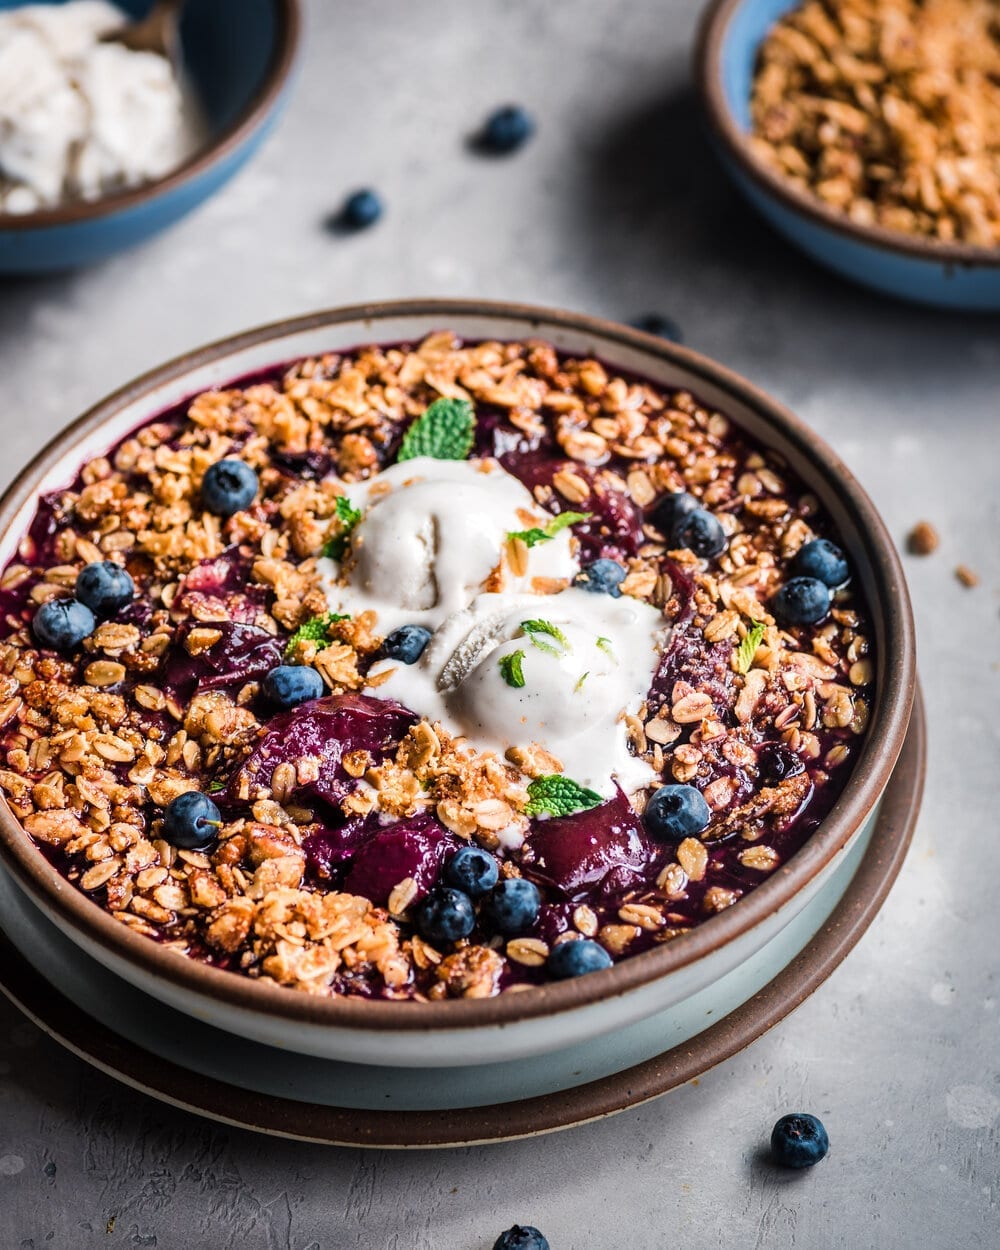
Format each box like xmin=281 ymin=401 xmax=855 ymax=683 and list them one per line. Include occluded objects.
xmin=0 ymin=333 xmax=874 ymax=1000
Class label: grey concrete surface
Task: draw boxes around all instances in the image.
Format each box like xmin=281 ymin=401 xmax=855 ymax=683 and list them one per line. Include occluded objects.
xmin=1 ymin=2 xmax=998 ymax=1247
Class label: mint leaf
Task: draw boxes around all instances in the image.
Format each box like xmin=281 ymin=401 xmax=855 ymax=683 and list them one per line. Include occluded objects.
xmin=520 ymin=619 xmax=570 ymax=655
xmin=595 ymin=635 xmax=615 ymax=660
xmin=735 ymin=621 xmax=766 ymax=674
xmin=498 ymin=649 xmax=526 ymax=688
xmin=508 ymin=510 xmax=591 ymax=549
xmin=322 ymin=495 xmax=363 ymax=560
xmin=285 ymin=611 xmax=350 ymax=658
xmin=206 ymin=779 xmax=226 ymax=794
xmin=574 ymin=671 xmax=589 ymax=692
xmin=397 ymin=397 xmax=476 ymax=462
xmin=524 ymin=774 xmax=603 ymax=818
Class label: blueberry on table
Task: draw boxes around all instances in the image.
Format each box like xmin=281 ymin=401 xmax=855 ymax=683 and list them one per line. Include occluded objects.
xmin=32 ymin=598 xmax=95 ymax=651
xmin=672 ymin=508 xmax=727 ymax=558
xmin=494 ymin=1227 xmax=550 ymax=1250
xmin=573 ymin=558 xmax=626 ymax=597
xmin=75 ymin=560 xmax=134 ymax=618
xmin=546 ymin=938 xmax=612 ymax=980
xmin=650 ymin=489 xmax=698 ymax=537
xmin=201 ymin=458 xmax=259 ymax=517
xmin=445 ymin=845 xmax=499 ymax=898
xmin=162 ymin=791 xmax=222 ymax=851
xmin=770 ymin=1113 xmax=830 ymax=1168
xmin=382 ymin=624 xmax=432 ymax=664
xmin=262 ymin=664 xmax=324 ymax=710
xmin=791 ymin=537 xmax=850 ymax=588
xmin=338 ymin=188 xmax=383 ymax=229
xmin=415 ymin=887 xmax=476 ymax=943
xmin=770 ymin=576 xmax=832 ymax=625
xmin=475 ymin=105 xmax=535 ymax=154
xmin=630 ymin=312 xmax=683 ymax=343
xmin=484 ymin=877 xmax=541 ymax=934
xmin=643 ymin=783 xmax=711 ymax=841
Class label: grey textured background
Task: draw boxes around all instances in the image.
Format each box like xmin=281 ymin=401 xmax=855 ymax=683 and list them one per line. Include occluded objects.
xmin=1 ymin=2 xmax=999 ymax=1247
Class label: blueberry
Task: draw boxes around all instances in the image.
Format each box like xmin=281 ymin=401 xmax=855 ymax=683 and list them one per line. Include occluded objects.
xmin=546 ymin=938 xmax=612 ymax=980
xmin=162 ymin=791 xmax=222 ymax=850
xmin=493 ymin=1227 xmax=550 ymax=1250
xmin=484 ymin=878 xmax=541 ymax=934
xmin=756 ymin=741 xmax=805 ymax=785
xmin=672 ymin=508 xmax=727 ymax=558
xmin=339 ymin=188 xmax=383 ymax=229
xmin=770 ymin=1113 xmax=830 ymax=1168
xmin=476 ymin=105 xmax=535 ymax=154
xmin=573 ymin=558 xmax=626 ymax=597
xmin=445 ymin=846 xmax=499 ymax=898
xmin=382 ymin=624 xmax=432 ymax=664
xmin=650 ymin=489 xmax=699 ymax=537
xmin=770 ymin=576 xmax=832 ymax=626
xmin=201 ymin=459 xmax=259 ymax=517
xmin=791 ymin=538 xmax=849 ymax=588
xmin=262 ymin=664 xmax=324 ymax=710
xmin=75 ymin=561 xmax=134 ymax=618
xmin=630 ymin=313 xmax=683 ymax=343
xmin=32 ymin=598 xmax=95 ymax=652
xmin=415 ymin=887 xmax=476 ymax=943
xmin=643 ymin=783 xmax=711 ymax=842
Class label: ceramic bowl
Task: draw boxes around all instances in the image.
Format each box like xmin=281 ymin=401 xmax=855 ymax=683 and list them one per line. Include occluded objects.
xmin=0 ymin=301 xmax=917 ymax=1067
xmin=0 ymin=0 xmax=300 ymax=274
xmin=696 ymin=0 xmax=1000 ymax=310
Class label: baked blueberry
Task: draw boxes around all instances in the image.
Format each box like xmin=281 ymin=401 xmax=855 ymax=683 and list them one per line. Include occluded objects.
xmin=770 ymin=576 xmax=832 ymax=625
xmin=770 ymin=1113 xmax=830 ymax=1168
xmin=485 ymin=878 xmax=541 ymax=934
xmin=574 ymin=558 xmax=626 ymax=597
xmin=630 ymin=312 xmax=682 ymax=343
xmin=672 ymin=508 xmax=727 ymax=558
xmin=201 ymin=459 xmax=259 ymax=517
xmin=415 ymin=887 xmax=476 ymax=943
xmin=791 ymin=538 xmax=849 ymax=588
xmin=643 ymin=783 xmax=711 ymax=841
xmin=262 ymin=664 xmax=324 ymax=710
xmin=476 ymin=105 xmax=534 ymax=154
xmin=382 ymin=624 xmax=432 ymax=664
xmin=32 ymin=598 xmax=95 ymax=652
xmin=650 ymin=489 xmax=699 ymax=537
xmin=756 ymin=741 xmax=805 ymax=784
xmin=162 ymin=791 xmax=222 ymax=850
xmin=75 ymin=561 xmax=134 ymax=618
xmin=340 ymin=188 xmax=383 ymax=229
xmin=546 ymin=938 xmax=612 ymax=979
xmin=493 ymin=1227 xmax=550 ymax=1250
xmin=445 ymin=845 xmax=499 ymax=898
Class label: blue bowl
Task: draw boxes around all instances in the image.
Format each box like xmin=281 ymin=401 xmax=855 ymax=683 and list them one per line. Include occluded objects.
xmin=696 ymin=0 xmax=1000 ymax=310
xmin=0 ymin=0 xmax=300 ymax=273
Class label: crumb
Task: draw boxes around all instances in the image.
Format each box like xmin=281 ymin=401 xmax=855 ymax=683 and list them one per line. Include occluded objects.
xmin=907 ymin=521 xmax=939 ymax=556
xmin=955 ymin=564 xmax=980 ymax=588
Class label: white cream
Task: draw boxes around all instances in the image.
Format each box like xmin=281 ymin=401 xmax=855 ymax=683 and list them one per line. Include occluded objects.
xmin=0 ymin=2 xmax=198 ymax=213
xmin=368 ymin=588 xmax=669 ymax=799
xmin=318 ymin=457 xmax=578 ymax=635
xmin=319 ymin=456 xmax=670 ymax=798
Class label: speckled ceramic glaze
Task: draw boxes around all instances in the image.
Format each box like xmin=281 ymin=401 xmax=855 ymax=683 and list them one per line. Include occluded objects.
xmin=696 ymin=0 xmax=1000 ymax=310
xmin=0 ymin=302 xmax=917 ymax=1068
xmin=0 ymin=0 xmax=300 ymax=273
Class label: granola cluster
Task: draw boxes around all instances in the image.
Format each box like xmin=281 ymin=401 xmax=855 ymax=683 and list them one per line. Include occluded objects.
xmin=0 ymin=333 xmax=874 ymax=1000
xmin=750 ymin=0 xmax=1000 ymax=246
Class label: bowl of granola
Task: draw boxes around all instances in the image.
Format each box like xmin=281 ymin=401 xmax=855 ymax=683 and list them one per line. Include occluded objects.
xmin=696 ymin=0 xmax=1000 ymax=309
xmin=0 ymin=301 xmax=916 ymax=1068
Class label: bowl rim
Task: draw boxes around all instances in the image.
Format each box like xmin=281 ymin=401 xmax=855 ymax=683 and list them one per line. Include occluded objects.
xmin=0 ymin=0 xmax=301 ymax=231
xmin=0 ymin=298 xmax=916 ymax=1033
xmin=695 ymin=0 xmax=1000 ymax=271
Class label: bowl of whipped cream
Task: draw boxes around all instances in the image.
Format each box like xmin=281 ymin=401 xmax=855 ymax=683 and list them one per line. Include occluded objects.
xmin=0 ymin=0 xmax=300 ymax=272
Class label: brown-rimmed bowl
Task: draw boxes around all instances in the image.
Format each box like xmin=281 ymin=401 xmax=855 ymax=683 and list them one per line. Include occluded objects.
xmin=0 ymin=300 xmax=917 ymax=1068
xmin=0 ymin=0 xmax=301 ymax=274
xmin=696 ymin=0 xmax=1000 ymax=310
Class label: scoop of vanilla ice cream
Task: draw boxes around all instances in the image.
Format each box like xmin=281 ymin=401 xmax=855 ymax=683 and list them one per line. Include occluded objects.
xmin=319 ymin=457 xmax=579 ymax=634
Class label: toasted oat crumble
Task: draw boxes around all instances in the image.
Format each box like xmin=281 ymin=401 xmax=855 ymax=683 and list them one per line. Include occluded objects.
xmin=0 ymin=333 xmax=874 ymax=999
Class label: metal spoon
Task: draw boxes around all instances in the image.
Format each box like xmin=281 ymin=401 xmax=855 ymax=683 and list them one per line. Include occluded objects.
xmin=102 ymin=0 xmax=185 ymax=62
